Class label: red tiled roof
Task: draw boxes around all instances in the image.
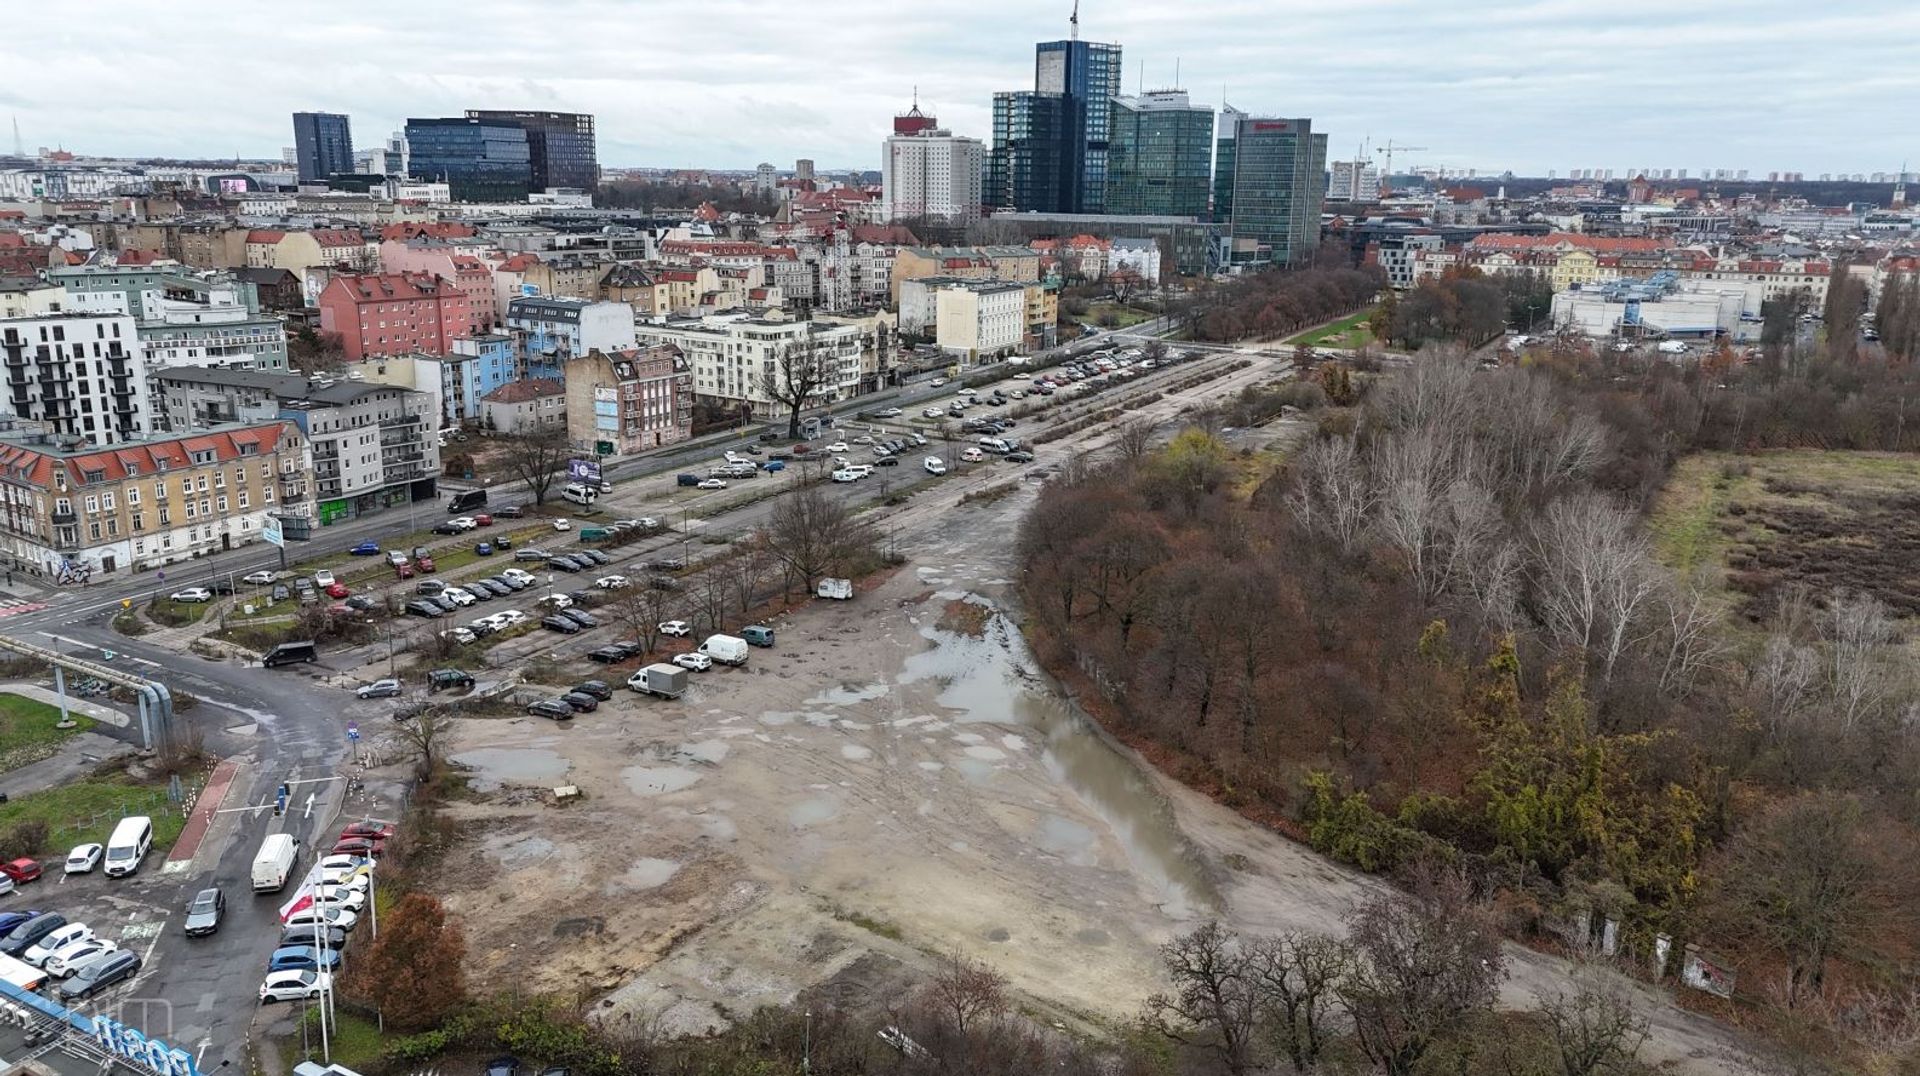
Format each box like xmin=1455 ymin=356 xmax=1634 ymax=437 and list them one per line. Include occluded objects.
xmin=849 ymin=224 xmax=918 ymax=245
xmin=323 ymin=272 xmax=450 ymax=304
xmin=45 ymin=424 xmax=290 ymax=487
xmin=312 ymin=229 xmax=364 ymax=248
xmin=245 ymin=229 xmax=287 ymax=244
xmin=496 ymin=253 xmax=541 ymax=272
xmin=115 ymin=249 xmax=165 ymax=266
xmin=481 ymin=378 xmax=563 ymax=404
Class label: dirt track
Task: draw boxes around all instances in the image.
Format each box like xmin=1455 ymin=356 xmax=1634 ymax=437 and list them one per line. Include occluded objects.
xmin=424 ymin=357 xmax=1763 ymax=1071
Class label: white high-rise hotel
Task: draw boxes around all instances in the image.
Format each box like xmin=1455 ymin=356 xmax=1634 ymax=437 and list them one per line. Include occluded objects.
xmin=881 ymin=102 xmax=985 ymax=223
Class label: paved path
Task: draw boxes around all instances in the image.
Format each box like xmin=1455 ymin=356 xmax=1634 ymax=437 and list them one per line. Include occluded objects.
xmin=0 ymin=680 xmax=132 ymax=727
xmin=168 ymin=754 xmax=242 ymax=863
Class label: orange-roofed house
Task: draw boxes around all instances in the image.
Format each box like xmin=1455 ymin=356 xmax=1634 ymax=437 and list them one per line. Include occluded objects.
xmin=318 ymin=272 xmax=472 ymax=359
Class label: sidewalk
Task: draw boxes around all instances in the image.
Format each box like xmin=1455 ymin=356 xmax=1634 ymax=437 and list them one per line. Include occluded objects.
xmin=0 ymin=680 xmax=133 ymax=728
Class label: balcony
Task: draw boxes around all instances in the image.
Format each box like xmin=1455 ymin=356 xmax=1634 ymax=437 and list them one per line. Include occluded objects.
xmin=49 ymin=509 xmax=76 ymax=525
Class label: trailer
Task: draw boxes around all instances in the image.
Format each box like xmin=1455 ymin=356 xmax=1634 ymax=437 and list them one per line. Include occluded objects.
xmin=627 ymin=663 xmax=689 ymax=699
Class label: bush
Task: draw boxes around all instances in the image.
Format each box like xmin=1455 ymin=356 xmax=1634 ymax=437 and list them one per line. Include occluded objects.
xmin=0 ymin=819 xmax=49 ymax=859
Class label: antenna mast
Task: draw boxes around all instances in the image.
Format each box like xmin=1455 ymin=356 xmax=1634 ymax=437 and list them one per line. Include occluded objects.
xmin=1070 ymin=0 xmax=1079 ymax=41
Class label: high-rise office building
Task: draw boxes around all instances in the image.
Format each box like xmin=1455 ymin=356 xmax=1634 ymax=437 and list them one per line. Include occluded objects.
xmin=1212 ymin=104 xmax=1246 ymax=222
xmin=1221 ymin=115 xmax=1327 ymax=266
xmin=464 ymin=110 xmax=598 ymax=190
xmin=988 ymin=14 xmax=1121 ymax=213
xmin=988 ymin=92 xmax=1067 ymax=213
xmin=291 ymin=112 xmax=353 ymax=184
xmin=1103 ymin=90 xmax=1215 ymax=218
xmin=404 ymin=117 xmax=533 ymax=202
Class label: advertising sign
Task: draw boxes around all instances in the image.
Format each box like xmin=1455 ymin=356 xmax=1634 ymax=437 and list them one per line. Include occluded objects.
xmin=567 ymin=458 xmax=603 ymax=483
xmin=261 ymin=516 xmax=284 ymax=548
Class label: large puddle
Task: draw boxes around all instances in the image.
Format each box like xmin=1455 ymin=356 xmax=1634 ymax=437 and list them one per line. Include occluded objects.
xmin=900 ymin=605 xmax=1219 ymax=918
xmin=452 ymin=747 xmax=569 ymax=792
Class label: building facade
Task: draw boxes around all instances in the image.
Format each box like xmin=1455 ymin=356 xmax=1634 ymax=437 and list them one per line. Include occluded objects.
xmin=292 ymin=112 xmax=354 ymax=183
xmin=1222 ymin=115 xmax=1328 ymax=266
xmin=1104 ymin=91 xmax=1215 ymax=218
xmin=404 ymin=117 xmax=533 ymax=202
xmin=882 ymin=126 xmax=985 ymax=223
xmin=0 ymin=420 xmax=309 ymax=579
xmin=318 ymin=272 xmax=472 ymax=360
xmin=480 ymin=378 xmax=565 ymax=434
xmin=934 ymin=282 xmax=1026 ymax=361
xmin=464 ymin=110 xmax=598 ymax=191
xmin=506 ymin=296 xmax=636 ymax=368
xmin=1033 ymin=38 xmax=1123 ymax=214
xmin=988 ymin=92 xmax=1067 ymax=212
xmin=563 ymin=346 xmax=693 ymax=455
xmin=635 ymin=315 xmax=864 ymax=413
xmin=0 ymin=313 xmax=148 ymax=446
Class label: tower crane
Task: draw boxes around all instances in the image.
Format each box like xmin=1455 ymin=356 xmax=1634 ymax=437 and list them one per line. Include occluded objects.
xmin=1377 ymin=140 xmax=1429 ymax=196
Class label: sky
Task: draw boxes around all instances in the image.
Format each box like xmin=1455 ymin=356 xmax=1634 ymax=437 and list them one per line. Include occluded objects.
xmin=5 ymin=0 xmax=1918 ymax=177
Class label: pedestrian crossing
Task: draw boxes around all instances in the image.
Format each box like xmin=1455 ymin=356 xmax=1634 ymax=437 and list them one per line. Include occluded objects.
xmin=0 ymin=597 xmax=48 ymax=619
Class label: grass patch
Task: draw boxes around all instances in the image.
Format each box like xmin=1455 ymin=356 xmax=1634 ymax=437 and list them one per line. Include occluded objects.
xmin=1084 ymin=301 xmax=1155 ymax=329
xmin=0 ymin=694 xmax=94 ymax=772
xmin=958 ymin=480 xmax=1020 ymax=507
xmin=291 ymin=1008 xmax=387 ymax=1069
xmin=1284 ymin=307 xmax=1377 ymax=349
xmin=828 ymin=904 xmax=905 ymax=942
xmin=147 ymin=598 xmax=211 ymax=626
xmin=209 ymin=615 xmax=301 ymax=652
xmin=936 ymin=599 xmax=992 ymax=638
xmin=110 ymin=611 xmax=150 ymax=637
xmin=0 ymin=775 xmax=185 ymax=854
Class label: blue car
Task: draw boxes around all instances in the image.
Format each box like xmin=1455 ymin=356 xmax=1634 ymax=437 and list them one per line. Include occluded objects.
xmin=475 ymin=542 xmax=493 ymax=556
xmin=761 ymin=459 xmax=785 ymax=472
xmin=349 ymin=540 xmax=381 ymax=556
xmin=0 ymin=911 xmax=42 ymax=938
xmin=268 ymin=945 xmax=341 ymax=973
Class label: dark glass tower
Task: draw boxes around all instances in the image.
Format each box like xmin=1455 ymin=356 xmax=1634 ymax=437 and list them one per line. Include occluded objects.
xmin=404 ymin=118 xmax=533 ymax=202
xmin=1032 ymin=39 xmax=1122 ymax=213
xmin=291 ymin=112 xmax=353 ymax=184
xmin=464 ymin=111 xmax=599 ymax=190
xmin=1104 ymin=91 xmax=1215 ymax=218
xmin=1224 ymin=115 xmax=1328 ymax=265
xmin=988 ymin=92 xmax=1067 ymax=212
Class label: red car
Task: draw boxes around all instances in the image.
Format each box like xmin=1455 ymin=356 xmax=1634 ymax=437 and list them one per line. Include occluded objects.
xmin=415 ymin=556 xmax=437 ymax=573
xmin=330 ymin=837 xmax=384 ymax=859
xmin=473 ymin=513 xmax=493 ymax=527
xmin=324 ymin=582 xmax=350 ymax=599
xmin=339 ymin=820 xmax=395 ymax=841
xmin=394 ymin=563 xmax=415 ymax=580
xmin=1 ymin=858 xmax=42 ymax=884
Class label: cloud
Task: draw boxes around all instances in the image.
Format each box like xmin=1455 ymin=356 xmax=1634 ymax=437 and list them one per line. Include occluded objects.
xmin=6 ymin=0 xmax=1915 ymax=175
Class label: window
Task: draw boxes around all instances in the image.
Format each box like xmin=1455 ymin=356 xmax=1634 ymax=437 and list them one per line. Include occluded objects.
xmin=102 ymin=492 xmax=114 ymax=510
xmin=88 ymin=522 xmax=100 ymax=541
xmin=54 ymin=497 xmax=71 ymax=516
xmin=131 ymin=512 xmax=143 ymax=531
xmin=237 ymin=491 xmax=249 ymax=509
xmin=216 ymin=495 xmax=227 ymax=513
xmin=105 ymin=518 xmax=117 ymax=536
xmin=154 ymin=481 xmax=167 ymax=501
xmin=83 ymin=495 xmax=98 ymax=513
xmin=196 ymin=475 xmax=209 ymax=493
xmin=158 ymin=507 xmax=169 ymax=525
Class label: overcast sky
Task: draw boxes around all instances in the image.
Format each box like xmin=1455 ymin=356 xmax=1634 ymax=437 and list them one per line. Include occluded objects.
xmin=6 ymin=0 xmax=1916 ymax=177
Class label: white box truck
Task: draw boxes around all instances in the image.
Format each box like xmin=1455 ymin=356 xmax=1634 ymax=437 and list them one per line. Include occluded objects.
xmin=251 ymin=832 xmax=301 ymax=893
xmin=627 ymin=663 xmax=689 ymax=699
xmin=816 ymin=578 xmax=853 ymax=600
xmin=698 ymin=634 xmax=750 ymax=666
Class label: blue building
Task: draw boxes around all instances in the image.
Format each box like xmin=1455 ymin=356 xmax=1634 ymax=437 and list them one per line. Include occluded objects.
xmin=292 ymin=112 xmax=353 ymax=183
xmin=403 ymin=117 xmax=533 ymax=202
xmin=443 ymin=334 xmax=516 ymax=424
xmin=988 ymin=92 xmax=1067 ymax=213
xmin=1033 ymin=38 xmax=1122 ymax=214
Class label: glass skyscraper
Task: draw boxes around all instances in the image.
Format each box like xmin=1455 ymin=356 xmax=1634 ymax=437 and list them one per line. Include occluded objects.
xmin=464 ymin=110 xmax=599 ymax=191
xmin=988 ymin=92 xmax=1066 ymax=213
xmin=1033 ymin=39 xmax=1122 ymax=213
xmin=1212 ymin=104 xmax=1246 ymax=223
xmin=404 ymin=118 xmax=533 ymax=203
xmin=291 ymin=112 xmax=353 ymax=184
xmin=1104 ymin=91 xmax=1215 ymax=218
xmin=1222 ymin=115 xmax=1328 ymax=266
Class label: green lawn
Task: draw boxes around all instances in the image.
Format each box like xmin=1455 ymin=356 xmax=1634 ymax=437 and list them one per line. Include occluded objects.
xmin=0 ymin=776 xmax=185 ymax=854
xmin=1284 ymin=307 xmax=1378 ymax=349
xmin=148 ymin=598 xmax=211 ymax=626
xmin=1085 ymin=301 xmax=1155 ymax=329
xmin=0 ymin=694 xmax=94 ymax=771
xmin=292 ymin=1008 xmax=387 ymax=1069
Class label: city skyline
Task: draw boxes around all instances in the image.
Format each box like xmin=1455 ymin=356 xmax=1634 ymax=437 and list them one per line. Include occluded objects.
xmin=3 ymin=0 xmax=1916 ymax=175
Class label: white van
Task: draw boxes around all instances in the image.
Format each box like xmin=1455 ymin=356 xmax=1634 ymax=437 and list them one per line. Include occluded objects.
xmin=561 ymin=482 xmax=595 ymax=506
xmin=698 ymin=634 xmax=750 ymax=666
xmin=103 ymin=816 xmax=153 ymax=878
xmin=251 ymin=833 xmax=301 ymax=893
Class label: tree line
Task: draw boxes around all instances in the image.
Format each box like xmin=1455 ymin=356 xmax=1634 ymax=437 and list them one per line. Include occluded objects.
xmin=1169 ymin=259 xmax=1381 ymax=344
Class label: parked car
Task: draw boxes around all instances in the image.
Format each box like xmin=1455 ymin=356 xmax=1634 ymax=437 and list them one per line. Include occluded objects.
xmin=24 ymin=923 xmax=93 ymax=966
xmin=63 ymin=844 xmax=102 ymax=875
xmin=243 ymin=570 xmax=277 ymax=585
xmin=571 ymin=680 xmax=614 ymax=701
xmin=673 ymin=652 xmax=713 ymax=672
xmin=429 ymin=669 xmax=475 ymax=692
xmin=559 ymin=692 xmax=600 ymax=713
xmin=268 ymin=945 xmax=341 ymax=973
xmin=541 ymin=615 xmax=582 ymax=635
xmin=324 ymin=582 xmax=350 ymax=599
xmin=183 ymin=887 xmax=225 ymax=936
xmin=659 ymin=620 xmax=691 ymax=637
xmin=169 ymin=587 xmax=213 ymax=603
xmin=697 ymin=478 xmax=727 ymax=490
xmin=558 ymin=609 xmax=598 ymax=629
xmin=578 ymin=549 xmax=611 ymax=565
xmin=495 ymin=505 xmax=524 ymax=519
xmin=552 ymin=518 xmax=572 ymax=531
xmin=404 ymin=600 xmax=442 ymax=618
xmin=45 ymin=938 xmax=117 ymax=978
xmin=924 ymin=457 xmax=948 ymax=475
xmin=349 ymin=540 xmax=381 ymax=556
xmin=595 ymin=574 xmax=631 ymax=590
xmin=475 ymin=541 xmax=494 ymax=556
xmin=278 ymin=926 xmax=348 ymax=951
xmin=283 ymin=906 xmax=357 ymax=933
xmin=355 ymin=679 xmax=403 ymax=700
xmin=527 ymin=699 xmax=575 ymax=721
xmin=260 ymin=969 xmax=331 ymax=1003
xmin=58 ymin=949 xmax=141 ymax=1000
xmin=474 ymin=513 xmax=494 ymax=526
xmin=1 ymin=858 xmax=42 ymax=884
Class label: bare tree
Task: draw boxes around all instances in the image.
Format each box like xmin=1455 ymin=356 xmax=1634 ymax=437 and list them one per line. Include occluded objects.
xmin=921 ymin=947 xmax=1008 ymax=1041
xmin=694 ymin=564 xmax=732 ymax=634
xmin=1531 ymin=492 xmax=1660 ymax=683
xmin=760 ymin=330 xmax=839 ymax=439
xmin=1533 ymin=968 xmax=1652 ymax=1076
xmin=1752 ymin=630 xmax=1818 ymax=740
xmin=1247 ymin=932 xmax=1352 ymax=1073
xmin=1287 ymin=434 xmax=1373 ymax=555
xmin=1337 ymin=867 xmax=1504 ymax=1076
xmin=609 ymin=581 xmax=675 ymax=655
xmin=1821 ymin=589 xmax=1894 ymax=731
xmin=393 ymin=709 xmax=455 ymax=779
xmin=1144 ymin=921 xmax=1261 ymax=1076
xmin=1372 ymin=427 xmax=1451 ymax=600
xmin=1652 ymin=573 xmax=1727 ymax=697
xmin=762 ymin=487 xmax=877 ymax=596
xmin=1114 ymin=418 xmax=1156 ymax=462
xmin=494 ymin=426 xmax=572 ymax=506
xmin=730 ymin=536 xmax=774 ymax=615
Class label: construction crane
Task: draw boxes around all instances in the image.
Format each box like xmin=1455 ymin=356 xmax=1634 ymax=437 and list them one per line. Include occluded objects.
xmin=1377 ymin=139 xmax=1429 ymax=196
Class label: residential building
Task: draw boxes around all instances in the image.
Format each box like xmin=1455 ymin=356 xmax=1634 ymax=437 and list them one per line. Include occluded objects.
xmin=1109 ymin=237 xmax=1164 ymax=283
xmin=376 ymin=240 xmax=496 ymax=333
xmin=882 ymin=119 xmax=985 ymax=223
xmin=1104 ymin=90 xmax=1215 ymax=219
xmin=890 ymin=245 xmax=1042 ymax=303
xmin=988 ymin=91 xmax=1067 ymax=212
xmin=563 ymin=345 xmax=693 ymax=455
xmin=244 ymin=228 xmax=376 ymax=274
xmin=464 ymin=110 xmax=599 ymax=191
xmin=232 ymin=268 xmax=304 ymax=312
xmin=1372 ymin=233 xmax=1444 ymax=290
xmin=318 ymin=272 xmax=472 ymax=360
xmin=442 ymin=333 xmax=516 ymax=424
xmin=0 ymin=419 xmax=308 ymax=579
xmin=404 ymin=117 xmax=534 ymax=202
xmin=634 ymin=314 xmax=865 ymax=413
xmin=51 ymin=264 xmax=291 ymax=373
xmin=0 ymin=278 xmax=64 ymax=319
xmin=292 ymin=112 xmax=354 ymax=183
xmin=1221 ymin=115 xmax=1328 ymax=267
xmin=481 ymin=377 xmax=565 ymax=434
xmin=1030 ymin=234 xmax=1110 ymax=280
xmin=1328 ymin=159 xmax=1380 ymax=202
xmin=0 ymin=313 xmax=148 ymax=446
xmin=507 ymin=296 xmax=636 ymax=368
xmin=150 ymin=368 xmax=438 ymax=524
xmin=934 ymin=281 xmax=1026 ymax=361
xmin=1024 ymin=281 xmax=1060 ymax=349
xmin=989 ymin=211 xmax=1222 ymax=276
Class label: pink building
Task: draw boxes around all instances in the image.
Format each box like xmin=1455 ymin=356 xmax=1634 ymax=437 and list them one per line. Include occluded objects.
xmin=318 ymin=272 xmax=471 ymax=360
xmin=376 ymin=240 xmax=497 ymax=334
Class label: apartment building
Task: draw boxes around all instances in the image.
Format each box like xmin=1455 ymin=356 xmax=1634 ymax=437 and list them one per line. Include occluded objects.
xmin=935 ymin=281 xmax=1026 ymax=361
xmin=318 ymin=272 xmax=472 ymax=360
xmin=506 ymin=295 xmax=636 ymax=366
xmin=50 ymin=263 xmax=292 ymax=372
xmin=245 ymin=228 xmax=376 ymax=274
xmin=635 ymin=314 xmax=864 ymax=413
xmin=376 ymin=240 xmax=497 ymax=333
xmin=563 ymin=345 xmax=693 ymax=455
xmin=0 ymin=313 xmax=149 ymax=446
xmin=0 ymin=419 xmax=308 ymax=579
xmin=481 ymin=378 xmax=566 ymax=434
xmin=149 ymin=368 xmax=438 ymax=524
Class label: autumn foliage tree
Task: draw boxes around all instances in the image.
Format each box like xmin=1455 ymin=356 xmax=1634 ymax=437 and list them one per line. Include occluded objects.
xmin=348 ymin=893 xmax=467 ymax=1030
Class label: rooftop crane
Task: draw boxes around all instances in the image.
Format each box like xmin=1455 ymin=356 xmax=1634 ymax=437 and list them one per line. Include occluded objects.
xmin=1377 ymin=140 xmax=1429 ymax=196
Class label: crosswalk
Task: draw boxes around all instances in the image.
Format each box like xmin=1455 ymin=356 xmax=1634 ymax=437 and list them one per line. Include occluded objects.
xmin=0 ymin=597 xmax=49 ymax=619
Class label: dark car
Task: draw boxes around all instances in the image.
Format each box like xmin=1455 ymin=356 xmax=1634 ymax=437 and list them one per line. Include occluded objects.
xmin=611 ymin=640 xmax=646 ymax=659
xmin=330 ymin=837 xmax=382 ymax=859
xmin=650 ymin=558 xmax=685 ymax=572
xmin=676 ymin=474 xmax=700 ymax=487
xmin=577 ymin=550 xmax=611 ymax=565
xmin=1003 ymin=451 xmax=1035 ymax=463
xmin=498 ymin=575 xmax=532 ymax=591
xmin=211 ymin=578 xmax=237 ymax=595
xmin=571 ymin=680 xmax=614 ymax=701
xmin=587 ymin=646 xmax=629 ymax=664
xmin=431 ymin=522 xmax=463 ymax=535
xmin=541 ymin=616 xmax=582 ymax=634
xmin=268 ymin=945 xmax=341 ymax=973
xmin=430 ymin=669 xmax=477 ymax=692
xmin=350 ymin=540 xmax=382 ymax=556
xmin=647 ymin=574 xmax=680 ymax=591
xmin=278 ymin=926 xmax=348 ymax=951
xmin=344 ymin=594 xmax=378 ymax=611
xmin=559 ymin=692 xmax=599 ymax=713
xmin=477 ymin=579 xmax=514 ymax=597
xmin=183 ymin=887 xmax=225 ymax=937
xmin=405 ymin=600 xmax=444 ymax=619
xmin=876 ymin=456 xmax=899 ymax=467
xmin=463 ymin=584 xmax=494 ymax=603
xmin=547 ymin=556 xmax=584 ymax=573
xmin=558 ymin=609 xmax=598 ymax=629
xmin=475 ymin=541 xmax=494 ymax=556
xmin=494 ymin=505 xmax=524 ymax=519
xmin=271 ymin=584 xmax=291 ymax=603
xmin=341 ymin=820 xmax=395 ymax=841
xmin=0 ymin=912 xmax=66 ymax=956
xmin=58 ymin=949 xmax=140 ymax=1000
xmin=526 ymin=699 xmax=574 ymax=721
xmin=514 ymin=548 xmax=549 ymax=562
xmin=0 ymin=911 xmax=42 ymax=938
xmin=486 ymin=1056 xmax=522 ymax=1076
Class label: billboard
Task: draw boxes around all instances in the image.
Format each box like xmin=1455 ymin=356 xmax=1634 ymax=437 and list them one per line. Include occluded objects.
xmin=261 ymin=516 xmax=284 ymax=548
xmin=567 ymin=458 xmax=603 ymax=483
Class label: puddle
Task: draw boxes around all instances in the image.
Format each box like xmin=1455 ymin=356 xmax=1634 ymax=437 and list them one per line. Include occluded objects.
xmin=789 ymin=797 xmax=839 ymax=828
xmin=490 ymin=835 xmax=557 ymax=869
xmin=624 ymin=765 xmax=702 ymax=795
xmin=453 ymin=748 xmax=568 ymax=792
xmin=964 ymin=745 xmax=1006 ymax=762
xmin=676 ymin=740 xmax=730 ymax=765
xmin=620 ymin=858 xmax=681 ymax=890
xmin=840 ymin=745 xmax=873 ymax=761
xmin=901 ymin=603 xmax=1220 ymax=918
xmin=1036 ymin=815 xmax=1098 ymax=866
xmin=806 ymin=682 xmax=890 ymax=706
